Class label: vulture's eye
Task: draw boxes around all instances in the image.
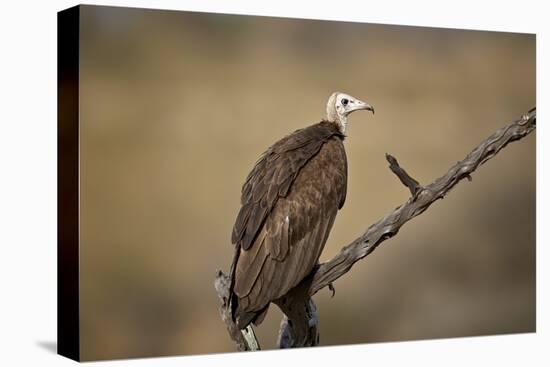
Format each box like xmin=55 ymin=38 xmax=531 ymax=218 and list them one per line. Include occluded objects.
xmin=341 ymin=98 xmax=349 ymax=106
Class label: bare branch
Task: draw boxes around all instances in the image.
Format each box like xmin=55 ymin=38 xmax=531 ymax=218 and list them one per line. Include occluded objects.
xmin=385 ymin=153 xmax=422 ymax=196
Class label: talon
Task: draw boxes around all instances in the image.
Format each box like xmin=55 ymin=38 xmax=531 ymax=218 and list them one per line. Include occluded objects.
xmin=328 ymin=283 xmax=336 ymax=298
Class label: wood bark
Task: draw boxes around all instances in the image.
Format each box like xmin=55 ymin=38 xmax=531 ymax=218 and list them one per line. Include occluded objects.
xmin=215 ymin=107 xmax=536 ymax=350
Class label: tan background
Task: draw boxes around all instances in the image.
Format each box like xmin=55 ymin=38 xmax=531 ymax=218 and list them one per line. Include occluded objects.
xmin=78 ymin=5 xmax=536 ymax=361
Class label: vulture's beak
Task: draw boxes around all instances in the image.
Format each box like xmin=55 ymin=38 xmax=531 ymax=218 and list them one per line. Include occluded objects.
xmin=349 ymin=99 xmax=375 ymax=115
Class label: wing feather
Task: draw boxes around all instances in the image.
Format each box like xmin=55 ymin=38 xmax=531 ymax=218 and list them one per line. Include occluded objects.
xmin=234 ymin=233 xmax=268 ymax=297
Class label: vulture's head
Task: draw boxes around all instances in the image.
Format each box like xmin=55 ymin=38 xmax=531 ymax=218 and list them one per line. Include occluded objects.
xmin=326 ymin=92 xmax=374 ymax=134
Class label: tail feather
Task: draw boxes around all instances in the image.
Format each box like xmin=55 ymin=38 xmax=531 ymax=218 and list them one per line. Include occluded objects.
xmin=229 ymin=242 xmax=270 ymax=329
xmin=235 ymin=302 xmax=270 ymax=330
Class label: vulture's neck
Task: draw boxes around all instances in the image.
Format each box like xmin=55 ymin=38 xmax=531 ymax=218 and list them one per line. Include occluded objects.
xmin=337 ymin=117 xmax=347 ymax=134
xmin=321 ymin=119 xmax=347 ymax=138
xmin=326 ymin=117 xmax=347 ymax=135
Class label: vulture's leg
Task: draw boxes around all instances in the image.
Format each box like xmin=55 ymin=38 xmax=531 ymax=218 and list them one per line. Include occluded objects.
xmin=275 ymin=277 xmax=319 ymax=348
xmin=276 ymin=298 xmax=319 ymax=348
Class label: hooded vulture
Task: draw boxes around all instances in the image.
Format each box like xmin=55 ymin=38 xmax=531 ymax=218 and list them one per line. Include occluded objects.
xmin=229 ymin=92 xmax=374 ymax=329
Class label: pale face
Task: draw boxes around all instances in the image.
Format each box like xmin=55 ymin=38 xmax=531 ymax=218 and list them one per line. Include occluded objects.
xmin=335 ymin=93 xmax=374 ymax=119
xmin=326 ymin=92 xmax=374 ymax=133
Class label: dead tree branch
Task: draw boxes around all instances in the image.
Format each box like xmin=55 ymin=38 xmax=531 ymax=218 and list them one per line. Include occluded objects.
xmin=215 ymin=107 xmax=536 ymax=350
xmin=214 ymin=270 xmax=260 ymax=351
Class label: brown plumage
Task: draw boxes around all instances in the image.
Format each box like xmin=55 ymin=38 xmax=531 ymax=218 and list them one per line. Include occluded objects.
xmin=229 ymin=92 xmax=374 ymax=329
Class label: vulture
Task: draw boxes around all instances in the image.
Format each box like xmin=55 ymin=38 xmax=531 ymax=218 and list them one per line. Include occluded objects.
xmin=229 ymin=92 xmax=374 ymax=329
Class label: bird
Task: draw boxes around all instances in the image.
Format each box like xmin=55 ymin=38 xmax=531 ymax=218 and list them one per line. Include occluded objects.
xmin=229 ymin=92 xmax=374 ymax=329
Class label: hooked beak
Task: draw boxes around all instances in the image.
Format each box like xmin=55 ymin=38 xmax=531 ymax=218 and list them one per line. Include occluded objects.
xmin=348 ymin=99 xmax=375 ymax=115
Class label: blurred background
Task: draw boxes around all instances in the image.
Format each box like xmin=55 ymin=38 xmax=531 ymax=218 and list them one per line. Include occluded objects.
xmin=78 ymin=5 xmax=535 ymax=361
